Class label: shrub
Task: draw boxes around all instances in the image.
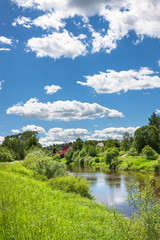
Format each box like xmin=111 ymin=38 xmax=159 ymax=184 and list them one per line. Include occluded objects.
xmin=83 ymin=156 xmax=94 ymax=165
xmin=141 ymin=145 xmax=158 ymax=160
xmin=23 ymin=149 xmax=68 ymax=179
xmin=102 ymin=147 xmax=119 ymax=164
xmin=52 ymin=153 xmax=61 ymax=161
xmin=49 ymin=175 xmax=93 ymax=199
xmin=34 ymin=159 xmax=68 ymax=179
xmin=128 ymin=147 xmax=138 ymax=156
xmin=109 ymin=158 xmax=121 ymax=170
xmin=0 ymin=147 xmax=14 ymax=162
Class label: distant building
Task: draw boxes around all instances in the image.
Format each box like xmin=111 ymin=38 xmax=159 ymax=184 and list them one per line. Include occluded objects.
xmin=96 ymin=142 xmax=104 ymax=147
xmin=58 ymin=146 xmax=72 ymax=158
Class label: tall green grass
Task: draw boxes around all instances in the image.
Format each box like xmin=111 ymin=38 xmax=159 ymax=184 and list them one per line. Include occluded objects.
xmin=0 ymin=163 xmax=159 ymax=239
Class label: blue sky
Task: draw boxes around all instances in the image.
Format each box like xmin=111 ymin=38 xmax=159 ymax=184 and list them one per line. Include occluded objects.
xmin=0 ymin=0 xmax=160 ymax=146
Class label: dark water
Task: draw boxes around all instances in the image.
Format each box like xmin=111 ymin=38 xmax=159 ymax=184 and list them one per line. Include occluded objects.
xmin=68 ymin=165 xmax=160 ymax=217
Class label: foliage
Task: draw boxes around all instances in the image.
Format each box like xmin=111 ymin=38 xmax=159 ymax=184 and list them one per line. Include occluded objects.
xmin=72 ymin=138 xmax=83 ymax=151
xmin=23 ymin=149 xmax=68 ymax=179
xmin=0 ymin=146 xmax=14 ymax=162
xmin=52 ymin=153 xmax=61 ymax=161
xmin=118 ymin=155 xmax=160 ymax=171
xmin=141 ymin=145 xmax=158 ymax=160
xmin=148 ymin=112 xmax=160 ymax=130
xmin=102 ymin=147 xmax=119 ymax=165
xmin=109 ymin=157 xmax=121 ymax=170
xmin=121 ymin=132 xmax=133 ymax=151
xmin=34 ymin=159 xmax=68 ymax=179
xmin=128 ymin=146 xmax=138 ymax=156
xmin=126 ymin=178 xmax=160 ymax=239
xmin=134 ymin=125 xmax=160 ymax=153
xmin=64 ymin=148 xmax=74 ymax=163
xmin=49 ymin=175 xmax=92 ymax=199
xmin=1 ymin=131 xmax=41 ymax=161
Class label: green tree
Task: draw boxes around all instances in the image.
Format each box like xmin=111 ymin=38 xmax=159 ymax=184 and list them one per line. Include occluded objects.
xmin=121 ymin=132 xmax=133 ymax=151
xmin=72 ymin=138 xmax=83 ymax=151
xmin=148 ymin=112 xmax=160 ymax=130
xmin=134 ymin=125 xmax=160 ymax=153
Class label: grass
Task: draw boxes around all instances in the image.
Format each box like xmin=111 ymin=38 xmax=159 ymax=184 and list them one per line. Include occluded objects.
xmin=118 ymin=155 xmax=160 ymax=171
xmin=0 ymin=162 xmax=159 ymax=239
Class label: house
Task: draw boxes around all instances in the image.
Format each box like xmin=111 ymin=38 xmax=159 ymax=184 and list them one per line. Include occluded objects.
xmin=96 ymin=142 xmax=104 ymax=147
xmin=58 ymin=146 xmax=72 ymax=158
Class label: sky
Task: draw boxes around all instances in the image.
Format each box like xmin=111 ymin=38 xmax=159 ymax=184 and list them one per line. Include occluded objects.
xmin=0 ymin=0 xmax=160 ymax=146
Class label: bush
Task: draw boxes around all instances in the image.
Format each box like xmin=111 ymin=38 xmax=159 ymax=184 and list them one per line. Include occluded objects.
xmin=23 ymin=149 xmax=68 ymax=179
xmin=52 ymin=153 xmax=61 ymax=161
xmin=102 ymin=147 xmax=119 ymax=164
xmin=34 ymin=159 xmax=68 ymax=179
xmin=128 ymin=147 xmax=138 ymax=156
xmin=0 ymin=147 xmax=14 ymax=162
xmin=49 ymin=175 xmax=93 ymax=199
xmin=109 ymin=158 xmax=121 ymax=170
xmin=84 ymin=156 xmax=94 ymax=165
xmin=141 ymin=145 xmax=158 ymax=160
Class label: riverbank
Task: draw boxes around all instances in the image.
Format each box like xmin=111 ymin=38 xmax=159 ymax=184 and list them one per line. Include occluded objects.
xmin=0 ymin=162 xmax=160 ymax=240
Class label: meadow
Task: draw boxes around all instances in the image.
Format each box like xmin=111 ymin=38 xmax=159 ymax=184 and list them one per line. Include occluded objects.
xmin=0 ymin=162 xmax=160 ymax=240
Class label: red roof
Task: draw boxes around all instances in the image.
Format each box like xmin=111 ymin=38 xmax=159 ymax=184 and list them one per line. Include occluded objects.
xmin=58 ymin=146 xmax=72 ymax=156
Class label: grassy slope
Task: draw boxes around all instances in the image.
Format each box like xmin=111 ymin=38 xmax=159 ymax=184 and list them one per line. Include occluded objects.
xmin=118 ymin=155 xmax=160 ymax=171
xmin=0 ymin=162 xmax=145 ymax=240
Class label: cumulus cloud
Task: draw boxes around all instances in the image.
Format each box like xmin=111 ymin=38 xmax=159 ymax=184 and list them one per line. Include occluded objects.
xmin=38 ymin=126 xmax=138 ymax=146
xmin=0 ymin=36 xmax=12 ymax=45
xmin=12 ymin=0 xmax=160 ymax=54
xmin=6 ymin=98 xmax=124 ymax=121
xmin=40 ymin=127 xmax=89 ymax=146
xmin=92 ymin=0 xmax=160 ymax=53
xmin=22 ymin=124 xmax=46 ymax=133
xmin=0 ymin=80 xmax=4 ymax=90
xmin=26 ymin=30 xmax=87 ymax=59
xmin=78 ymin=67 xmax=160 ymax=94
xmin=44 ymin=84 xmax=62 ymax=95
xmin=0 ymin=136 xmax=4 ymax=144
xmin=89 ymin=127 xmax=139 ymax=141
xmin=11 ymin=129 xmax=20 ymax=134
xmin=12 ymin=16 xmax=32 ymax=28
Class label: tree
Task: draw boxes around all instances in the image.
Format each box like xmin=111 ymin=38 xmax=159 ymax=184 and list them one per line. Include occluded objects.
xmin=134 ymin=126 xmax=160 ymax=153
xmin=121 ymin=132 xmax=133 ymax=151
xmin=72 ymin=138 xmax=83 ymax=151
xmin=148 ymin=112 xmax=160 ymax=130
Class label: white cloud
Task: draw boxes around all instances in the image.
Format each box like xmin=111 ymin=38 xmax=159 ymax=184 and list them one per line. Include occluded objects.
xmin=6 ymin=98 xmax=124 ymax=121
xmin=38 ymin=126 xmax=138 ymax=146
xmin=0 ymin=80 xmax=4 ymax=90
xmin=0 ymin=136 xmax=4 ymax=144
xmin=89 ymin=127 xmax=139 ymax=141
xmin=22 ymin=124 xmax=46 ymax=133
xmin=40 ymin=127 xmax=89 ymax=146
xmin=156 ymin=109 xmax=160 ymax=114
xmin=12 ymin=0 xmax=160 ymax=54
xmin=44 ymin=84 xmax=62 ymax=95
xmin=11 ymin=129 xmax=20 ymax=134
xmin=27 ymin=30 xmax=87 ymax=59
xmin=0 ymin=36 xmax=12 ymax=45
xmin=0 ymin=48 xmax=11 ymax=51
xmin=78 ymin=67 xmax=160 ymax=94
xmin=158 ymin=60 xmax=160 ymax=67
xmin=12 ymin=16 xmax=32 ymax=28
xmin=92 ymin=0 xmax=160 ymax=53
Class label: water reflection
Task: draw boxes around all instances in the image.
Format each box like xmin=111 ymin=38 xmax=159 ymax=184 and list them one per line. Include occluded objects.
xmin=68 ymin=165 xmax=160 ymax=217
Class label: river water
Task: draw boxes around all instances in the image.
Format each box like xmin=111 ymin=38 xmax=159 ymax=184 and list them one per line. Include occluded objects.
xmin=69 ymin=165 xmax=160 ymax=217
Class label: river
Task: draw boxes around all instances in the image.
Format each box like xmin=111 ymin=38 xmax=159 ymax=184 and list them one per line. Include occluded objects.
xmin=68 ymin=165 xmax=160 ymax=217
